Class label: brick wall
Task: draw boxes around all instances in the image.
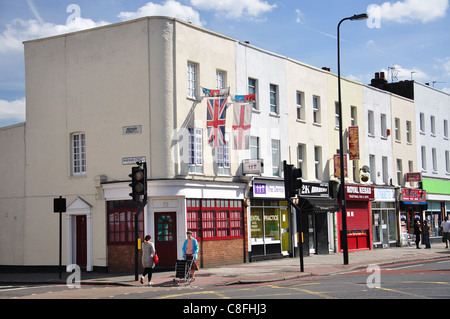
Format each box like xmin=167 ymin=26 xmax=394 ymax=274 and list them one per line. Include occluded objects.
xmin=198 ymin=238 xmax=244 ymax=268
xmin=108 ymin=238 xmax=246 ymax=272
xmin=108 ymin=245 xmax=142 ymax=273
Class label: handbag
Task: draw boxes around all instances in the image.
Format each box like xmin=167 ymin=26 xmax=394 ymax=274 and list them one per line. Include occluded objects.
xmin=153 ymin=253 xmax=159 ymax=264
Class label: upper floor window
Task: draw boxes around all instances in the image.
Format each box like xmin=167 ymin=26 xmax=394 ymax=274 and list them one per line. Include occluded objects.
xmin=269 ymin=84 xmax=278 ymax=114
xmin=406 ymin=120 xmax=412 ymax=143
xmin=296 ymin=91 xmax=305 ymax=120
xmin=188 ymin=128 xmax=203 ymax=174
xmin=248 ymin=78 xmax=258 ymax=110
xmin=368 ymin=110 xmax=375 ymax=136
xmin=419 ymin=112 xmax=425 ymax=133
xmin=216 ymin=70 xmax=226 ymax=89
xmin=313 ymin=95 xmax=321 ymax=124
xmin=187 ymin=62 xmax=198 ymax=99
xmin=71 ymin=132 xmax=86 ymax=176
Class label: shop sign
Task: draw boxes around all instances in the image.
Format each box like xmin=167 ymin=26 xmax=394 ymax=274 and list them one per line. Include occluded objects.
xmin=406 ymin=172 xmax=422 ymax=182
xmin=242 ymin=159 xmax=263 ymax=175
xmin=374 ymin=188 xmax=395 ymax=201
xmin=402 ymin=188 xmax=426 ymax=202
xmin=345 ymin=185 xmax=374 ymax=201
xmin=253 ymin=181 xmax=285 ymax=199
xmin=300 ymin=182 xmax=329 ymax=197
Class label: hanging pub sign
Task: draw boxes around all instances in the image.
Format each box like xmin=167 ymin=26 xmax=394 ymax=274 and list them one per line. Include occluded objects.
xmin=334 ymin=154 xmax=348 ymax=178
xmin=348 ymin=126 xmax=360 ymax=160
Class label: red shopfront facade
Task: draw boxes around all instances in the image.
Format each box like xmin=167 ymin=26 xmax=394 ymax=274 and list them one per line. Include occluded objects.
xmin=338 ymin=185 xmax=374 ymax=252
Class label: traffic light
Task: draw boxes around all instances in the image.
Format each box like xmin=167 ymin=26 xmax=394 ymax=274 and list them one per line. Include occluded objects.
xmin=283 ymin=160 xmax=302 ymax=198
xmin=129 ymin=165 xmax=147 ymax=203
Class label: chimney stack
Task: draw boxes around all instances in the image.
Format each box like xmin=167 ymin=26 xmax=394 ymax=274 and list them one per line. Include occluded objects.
xmin=370 ymin=71 xmax=388 ymax=89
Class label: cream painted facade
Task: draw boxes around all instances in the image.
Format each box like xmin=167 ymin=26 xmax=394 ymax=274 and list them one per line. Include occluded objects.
xmin=326 ymin=74 xmax=365 ymax=183
xmin=16 ymin=17 xmax=247 ymax=270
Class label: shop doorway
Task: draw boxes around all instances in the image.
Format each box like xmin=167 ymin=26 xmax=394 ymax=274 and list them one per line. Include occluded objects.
xmin=154 ymin=212 xmax=177 ymax=267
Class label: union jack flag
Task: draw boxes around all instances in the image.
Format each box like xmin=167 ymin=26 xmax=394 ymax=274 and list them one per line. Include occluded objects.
xmin=206 ymin=98 xmax=227 ymax=147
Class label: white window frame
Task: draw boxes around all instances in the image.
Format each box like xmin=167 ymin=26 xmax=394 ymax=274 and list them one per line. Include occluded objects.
xmin=314 ymin=146 xmax=322 ymax=180
xmin=271 ymin=139 xmax=280 ymax=176
xmin=71 ymin=132 xmax=86 ymax=176
xmin=217 ymin=133 xmax=230 ymax=176
xmin=270 ymin=84 xmax=279 ymax=115
xmin=444 ymin=120 xmax=449 ymax=139
xmin=296 ymin=91 xmax=305 ymax=121
xmin=381 ymin=113 xmax=387 ymax=139
xmin=188 ymin=128 xmax=203 ymax=174
xmin=431 ymin=115 xmax=436 ymax=136
xmin=250 ymin=136 xmax=259 ymax=160
xmin=368 ymin=110 xmax=375 ymax=136
xmin=298 ymin=143 xmax=306 ymax=179
xmin=216 ymin=70 xmax=226 ymax=89
xmin=395 ymin=118 xmax=401 ymax=142
xmin=419 ymin=112 xmax=425 ymax=134
xmin=313 ymin=95 xmax=321 ymax=124
xmin=406 ymin=120 xmax=412 ymax=143
xmin=421 ymin=146 xmax=427 ymax=172
xmin=248 ymin=78 xmax=258 ymax=110
xmin=187 ymin=62 xmax=198 ymax=99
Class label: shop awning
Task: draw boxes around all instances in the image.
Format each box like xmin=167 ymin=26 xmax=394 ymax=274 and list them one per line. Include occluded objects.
xmin=298 ymin=197 xmax=340 ymax=213
xmin=399 ymin=201 xmax=428 ymax=210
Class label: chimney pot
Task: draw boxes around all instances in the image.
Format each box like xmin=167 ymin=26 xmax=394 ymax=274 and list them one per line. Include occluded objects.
xmin=375 ymin=72 xmax=380 ymax=79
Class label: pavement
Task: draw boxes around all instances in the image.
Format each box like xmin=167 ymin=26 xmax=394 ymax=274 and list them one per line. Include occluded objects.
xmin=1 ymin=245 xmax=449 ymax=288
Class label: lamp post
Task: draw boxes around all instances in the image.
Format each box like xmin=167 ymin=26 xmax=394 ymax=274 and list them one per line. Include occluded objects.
xmin=337 ymin=13 xmax=368 ymax=265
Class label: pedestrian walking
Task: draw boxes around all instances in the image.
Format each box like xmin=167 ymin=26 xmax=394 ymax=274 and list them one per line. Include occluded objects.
xmin=414 ymin=219 xmax=422 ymax=249
xmin=182 ymin=231 xmax=199 ymax=281
xmin=441 ymin=217 xmax=450 ymax=248
xmin=423 ymin=220 xmax=431 ymax=249
xmin=140 ymin=235 xmax=155 ymax=286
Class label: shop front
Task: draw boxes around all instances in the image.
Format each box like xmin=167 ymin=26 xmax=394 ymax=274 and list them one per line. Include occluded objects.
xmin=422 ymin=179 xmax=450 ymax=242
xmin=372 ymin=187 xmax=398 ymax=248
xmin=297 ymin=181 xmax=339 ymax=255
xmin=399 ymin=188 xmax=427 ymax=246
xmin=250 ymin=179 xmax=290 ymax=261
xmin=338 ymin=184 xmax=374 ymax=252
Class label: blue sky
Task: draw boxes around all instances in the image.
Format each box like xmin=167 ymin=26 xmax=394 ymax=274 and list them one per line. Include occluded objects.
xmin=0 ymin=0 xmax=449 ymax=127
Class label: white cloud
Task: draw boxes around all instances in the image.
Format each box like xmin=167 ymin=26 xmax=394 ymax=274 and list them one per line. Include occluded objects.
xmin=0 ymin=97 xmax=26 ymax=123
xmin=0 ymin=17 xmax=109 ymax=53
xmin=295 ymin=9 xmax=303 ymax=23
xmin=371 ymin=0 xmax=449 ymax=24
xmin=190 ymin=0 xmax=276 ymax=19
xmin=118 ymin=1 xmax=204 ymax=26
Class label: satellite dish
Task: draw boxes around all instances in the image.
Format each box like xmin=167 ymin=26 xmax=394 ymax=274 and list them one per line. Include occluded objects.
xmin=361 ymin=165 xmax=370 ymax=173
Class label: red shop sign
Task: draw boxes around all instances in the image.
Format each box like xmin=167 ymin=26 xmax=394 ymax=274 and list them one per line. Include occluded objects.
xmin=345 ymin=185 xmax=374 ymax=201
xmin=402 ymin=188 xmax=426 ymax=202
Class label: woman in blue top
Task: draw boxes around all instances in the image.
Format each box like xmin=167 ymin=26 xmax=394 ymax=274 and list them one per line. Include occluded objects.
xmin=182 ymin=231 xmax=199 ymax=280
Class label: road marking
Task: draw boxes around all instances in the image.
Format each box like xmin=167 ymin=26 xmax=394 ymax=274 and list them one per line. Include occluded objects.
xmin=375 ymin=286 xmax=430 ymax=299
xmin=157 ymin=290 xmax=230 ymax=299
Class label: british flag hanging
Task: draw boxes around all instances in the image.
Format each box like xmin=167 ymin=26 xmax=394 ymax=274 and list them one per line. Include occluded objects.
xmin=206 ymin=98 xmax=227 ymax=147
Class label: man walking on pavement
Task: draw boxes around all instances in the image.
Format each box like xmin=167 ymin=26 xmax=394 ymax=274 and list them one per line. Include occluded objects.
xmin=441 ymin=217 xmax=450 ymax=248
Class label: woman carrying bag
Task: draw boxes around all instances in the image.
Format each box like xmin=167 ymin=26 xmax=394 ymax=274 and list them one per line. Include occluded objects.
xmin=140 ymin=235 xmax=156 ymax=286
